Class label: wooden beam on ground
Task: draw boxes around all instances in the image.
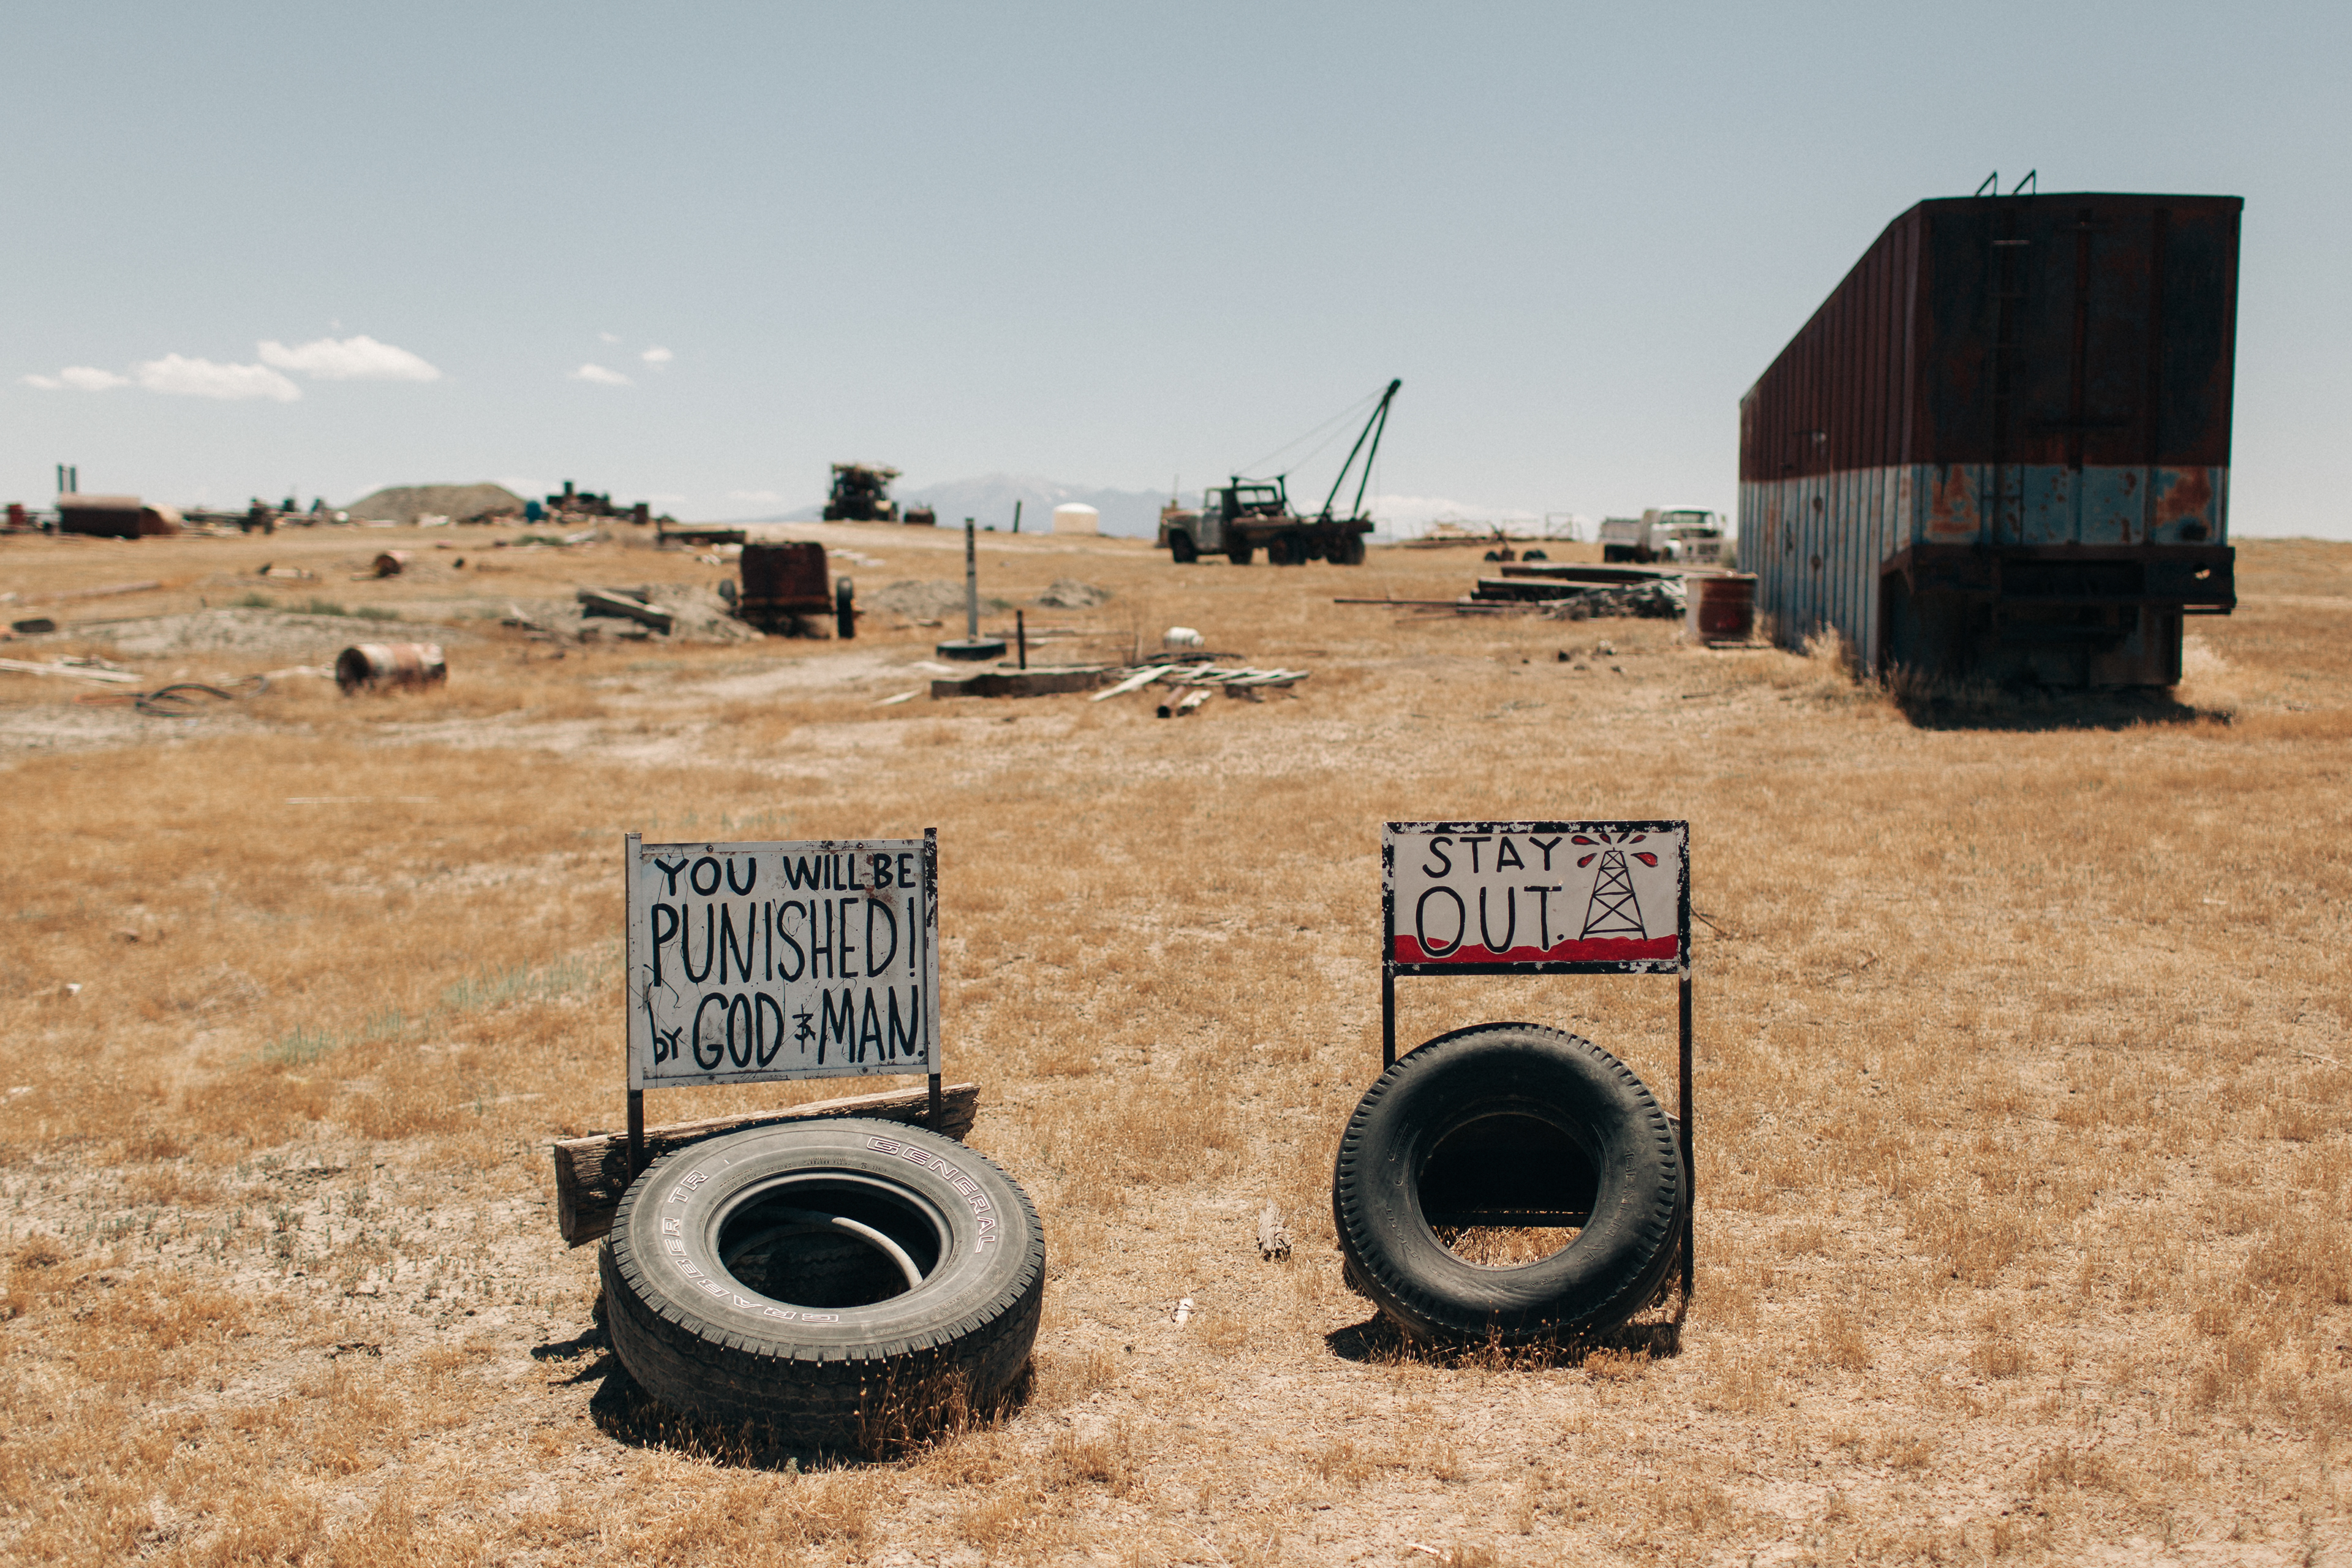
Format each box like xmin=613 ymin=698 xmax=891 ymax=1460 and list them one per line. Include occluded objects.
xmin=1089 ymin=663 xmax=1177 ymax=700
xmin=549 ymin=1080 xmax=980 ymax=1245
xmin=575 ymin=587 xmax=675 ymax=633
xmin=930 ymin=667 xmax=1113 ymax=699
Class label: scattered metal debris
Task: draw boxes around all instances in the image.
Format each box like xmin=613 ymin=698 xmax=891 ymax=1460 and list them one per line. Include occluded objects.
xmin=75 ymin=678 xmax=266 ymax=717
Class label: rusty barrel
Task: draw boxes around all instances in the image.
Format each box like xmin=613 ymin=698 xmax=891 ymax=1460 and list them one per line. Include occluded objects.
xmin=1685 ymin=572 xmax=1755 ymax=642
xmin=336 ymin=643 xmax=447 ymax=693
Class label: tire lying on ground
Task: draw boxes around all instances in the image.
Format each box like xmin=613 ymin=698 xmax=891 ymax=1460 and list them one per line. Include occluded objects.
xmin=600 ymin=1118 xmax=1044 ymax=1447
xmin=1332 ymin=1022 xmax=1686 ymax=1344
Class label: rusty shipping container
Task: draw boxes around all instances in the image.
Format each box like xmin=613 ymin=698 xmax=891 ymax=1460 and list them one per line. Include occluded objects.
xmin=1737 ymin=190 xmax=2240 ymax=686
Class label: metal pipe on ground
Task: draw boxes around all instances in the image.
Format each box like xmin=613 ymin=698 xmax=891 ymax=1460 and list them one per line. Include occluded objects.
xmin=336 ymin=643 xmax=447 ymax=693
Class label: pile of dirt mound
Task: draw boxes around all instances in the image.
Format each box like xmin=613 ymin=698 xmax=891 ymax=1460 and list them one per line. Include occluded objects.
xmin=869 ymin=579 xmax=1011 ymax=620
xmin=654 ymin=584 xmax=764 ymax=643
xmin=1036 ymin=578 xmax=1112 ymax=608
xmin=346 ymin=484 xmax=527 ymax=525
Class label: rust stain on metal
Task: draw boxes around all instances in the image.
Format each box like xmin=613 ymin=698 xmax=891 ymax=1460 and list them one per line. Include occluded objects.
xmin=2153 ymin=467 xmax=2214 ymax=526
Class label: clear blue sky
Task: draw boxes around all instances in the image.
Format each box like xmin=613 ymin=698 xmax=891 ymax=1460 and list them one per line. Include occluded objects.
xmin=7 ymin=1 xmax=2346 ymax=534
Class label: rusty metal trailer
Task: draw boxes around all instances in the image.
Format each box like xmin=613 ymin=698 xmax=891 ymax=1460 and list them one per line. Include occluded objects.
xmin=1738 ymin=190 xmax=2240 ymax=687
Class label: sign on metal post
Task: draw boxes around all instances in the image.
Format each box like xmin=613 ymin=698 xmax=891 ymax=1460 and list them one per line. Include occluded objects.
xmin=1381 ymin=820 xmax=1694 ymax=1294
xmin=622 ymin=831 xmax=941 ymax=1174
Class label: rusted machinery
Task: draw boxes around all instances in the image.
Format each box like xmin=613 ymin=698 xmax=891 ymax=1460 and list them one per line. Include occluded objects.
xmin=736 ymin=541 xmax=854 ymax=638
xmin=822 ymin=464 xmax=901 ymax=522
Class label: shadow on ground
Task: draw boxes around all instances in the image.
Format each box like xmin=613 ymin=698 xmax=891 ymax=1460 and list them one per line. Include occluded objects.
xmin=532 ymin=1324 xmax=1035 ymax=1470
xmin=1894 ymin=682 xmax=2227 ymax=733
xmin=1324 ymin=1298 xmax=1687 ymax=1370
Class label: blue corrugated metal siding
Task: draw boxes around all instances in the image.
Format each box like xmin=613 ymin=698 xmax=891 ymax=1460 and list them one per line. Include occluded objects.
xmin=1741 ymin=461 xmax=2226 ymax=665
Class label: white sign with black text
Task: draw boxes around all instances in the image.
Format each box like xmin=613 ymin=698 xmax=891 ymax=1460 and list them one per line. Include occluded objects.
xmin=1384 ymin=820 xmax=1689 ymax=974
xmin=625 ymin=837 xmax=940 ymax=1088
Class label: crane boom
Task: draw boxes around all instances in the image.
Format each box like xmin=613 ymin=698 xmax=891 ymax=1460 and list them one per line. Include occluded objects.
xmin=1315 ymin=379 xmax=1401 ymax=522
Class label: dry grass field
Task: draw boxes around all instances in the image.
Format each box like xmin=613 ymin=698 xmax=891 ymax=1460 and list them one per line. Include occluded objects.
xmin=0 ymin=519 xmax=2346 ymax=1566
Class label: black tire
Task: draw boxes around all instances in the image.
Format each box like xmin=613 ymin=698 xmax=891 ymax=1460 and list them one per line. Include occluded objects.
xmin=1168 ymin=532 xmax=1199 ymax=564
xmin=834 ymin=578 xmax=856 ymax=639
xmin=1332 ymin=1023 xmax=1685 ymax=1344
xmin=600 ymin=1118 xmax=1045 ymax=1449
xmin=1228 ymin=543 xmax=1254 ymax=565
xmin=1332 ymin=532 xmax=1367 ymax=566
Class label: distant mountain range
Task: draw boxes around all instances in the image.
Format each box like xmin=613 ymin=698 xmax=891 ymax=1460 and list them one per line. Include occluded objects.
xmin=763 ymin=474 xmax=1190 ymax=538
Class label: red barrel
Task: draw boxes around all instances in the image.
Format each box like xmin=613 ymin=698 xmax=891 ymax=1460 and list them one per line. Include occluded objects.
xmin=1686 ymin=573 xmax=1755 ymax=642
xmin=336 ymin=643 xmax=447 ymax=693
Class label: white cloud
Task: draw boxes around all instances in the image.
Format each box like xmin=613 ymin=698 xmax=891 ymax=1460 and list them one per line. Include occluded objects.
xmin=21 ymin=366 xmax=129 ymax=391
xmin=132 ymin=354 xmax=301 ymax=401
xmin=258 ymin=334 xmax=440 ymax=382
xmin=726 ymin=489 xmax=782 ymax=503
xmin=598 ymin=331 xmax=622 ymax=345
xmin=641 ymin=345 xmax=673 ymax=364
xmin=573 ymin=363 xmax=631 ymax=386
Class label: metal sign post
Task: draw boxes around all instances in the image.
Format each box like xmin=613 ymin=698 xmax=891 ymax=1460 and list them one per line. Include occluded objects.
xmin=622 ymin=828 xmax=941 ymax=1179
xmin=1381 ymin=820 xmax=1694 ymax=1297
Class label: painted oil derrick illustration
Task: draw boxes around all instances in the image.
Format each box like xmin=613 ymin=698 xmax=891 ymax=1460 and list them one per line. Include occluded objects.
xmin=1580 ymin=827 xmax=1656 ymax=940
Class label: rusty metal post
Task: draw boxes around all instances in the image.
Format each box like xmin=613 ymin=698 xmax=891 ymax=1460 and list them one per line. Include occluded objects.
xmin=627 ymin=1090 xmax=645 ymax=1179
xmin=1016 ymin=610 xmax=1027 ymax=669
xmin=962 ymin=519 xmax=979 ymax=640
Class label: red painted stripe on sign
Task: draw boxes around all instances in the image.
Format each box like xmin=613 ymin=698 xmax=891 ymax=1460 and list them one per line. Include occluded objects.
xmin=1392 ymin=935 xmax=1681 ymax=965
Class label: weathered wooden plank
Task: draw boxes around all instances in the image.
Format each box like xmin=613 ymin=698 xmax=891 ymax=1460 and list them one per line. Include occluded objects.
xmin=1088 ymin=663 xmax=1176 ymax=700
xmin=575 ymin=587 xmax=676 ymax=633
xmin=550 ymin=1081 xmax=979 ymax=1246
xmin=930 ymin=668 xmax=1112 ymax=699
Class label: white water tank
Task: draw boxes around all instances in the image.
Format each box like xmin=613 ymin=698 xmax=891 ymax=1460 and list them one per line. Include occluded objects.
xmin=1051 ymin=502 xmax=1099 ymax=535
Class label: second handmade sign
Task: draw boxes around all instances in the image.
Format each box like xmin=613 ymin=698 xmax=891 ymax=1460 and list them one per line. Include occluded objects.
xmin=1383 ymin=820 xmax=1689 ymax=973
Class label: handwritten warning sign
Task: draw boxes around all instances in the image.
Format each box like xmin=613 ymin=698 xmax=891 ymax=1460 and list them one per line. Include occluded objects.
xmin=1384 ymin=820 xmax=1688 ymax=974
xmin=626 ymin=837 xmax=940 ymax=1088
